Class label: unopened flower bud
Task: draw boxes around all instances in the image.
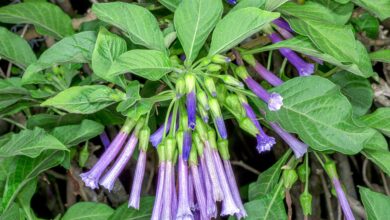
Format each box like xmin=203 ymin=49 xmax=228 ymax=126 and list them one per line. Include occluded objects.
xmin=139 ymin=127 xmax=150 ymax=151
xmin=235 ymin=66 xmax=249 ymax=80
xmin=176 ymin=130 xmax=184 ymax=154
xmin=238 ymin=117 xmax=258 ymax=137
xmin=165 ymin=137 xmax=176 ymax=161
xmin=205 ymin=77 xmax=217 ymax=97
xmin=197 ymin=90 xmax=209 ymax=110
xmin=325 ymin=160 xmax=338 ymax=180
xmin=207 ymin=64 xmax=222 ymax=72
xmin=199 ymin=57 xmax=211 ymax=67
xmin=193 ymin=132 xmax=203 ymax=156
xmin=211 ymin=54 xmax=231 ymax=64
xmin=176 ymin=77 xmax=186 ymax=97
xmin=220 ymin=75 xmax=244 ymax=88
xmin=198 ymin=105 xmax=209 ymax=123
xmin=218 ymin=139 xmax=230 ymax=160
xmin=297 ymin=163 xmax=310 ymax=183
xmin=282 ymin=168 xmax=298 ymax=189
xmin=299 ymin=192 xmax=312 ymax=216
xmin=195 ymin=117 xmax=208 ymax=142
xmin=216 ymin=83 xmax=227 ymax=103
xmin=207 ymin=128 xmax=218 ymax=149
xmin=185 ymin=73 xmax=196 ymax=94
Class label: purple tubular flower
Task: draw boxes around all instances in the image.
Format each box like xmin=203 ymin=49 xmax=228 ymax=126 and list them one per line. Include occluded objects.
xmin=215 ymin=117 xmax=228 ymax=139
xmin=272 ymin=18 xmax=293 ymax=33
xmin=333 ymin=178 xmax=355 ymax=220
xmin=213 ymin=150 xmax=239 ymax=216
xmin=150 ymin=115 xmax=172 ymax=148
xmin=190 ymin=164 xmax=208 ymax=219
xmin=269 ymin=122 xmax=308 ymax=158
xmin=128 ymin=150 xmax=147 ymax=209
xmin=252 ymin=60 xmax=283 ymax=86
xmin=245 ymin=77 xmax=283 ymax=111
xmin=80 ymin=131 xmax=129 ymax=189
xmin=162 ymin=162 xmax=174 ymax=219
xmin=176 ymin=156 xmax=193 ymax=219
xmin=151 ymin=163 xmax=166 ymax=220
xmin=268 ymin=32 xmax=314 ymax=76
xmin=203 ymin=142 xmax=224 ymax=201
xmin=183 ymin=131 xmax=192 ymax=161
xmin=186 ymin=91 xmax=197 ymax=130
xmin=242 ymin=102 xmax=276 ymax=152
xmin=188 ymin=171 xmax=195 ymax=211
xmin=99 ymin=130 xmax=111 ymax=150
xmin=99 ymin=133 xmax=138 ymax=191
xmin=226 ymin=0 xmax=237 ymax=5
xmin=171 ymin=170 xmax=177 ymax=218
xmin=200 ymin=156 xmax=217 ymax=218
xmin=224 ymin=160 xmax=247 ymax=219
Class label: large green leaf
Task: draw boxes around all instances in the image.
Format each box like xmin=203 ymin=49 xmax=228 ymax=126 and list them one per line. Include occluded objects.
xmin=266 ymin=76 xmax=375 ymax=154
xmin=359 ymin=187 xmax=390 ymax=220
xmin=351 ymin=0 xmax=390 ymax=21
xmin=0 ymin=27 xmax=36 ymax=68
xmin=117 ymin=81 xmax=142 ymax=114
xmin=92 ymin=27 xmax=126 ymax=87
xmin=23 ymin=31 xmax=97 ymax=84
xmin=174 ymin=0 xmax=223 ymax=64
xmin=278 ymin=1 xmax=353 ymax=25
xmin=50 ymin=120 xmax=104 ymax=147
xmin=362 ymin=131 xmax=390 ymax=176
xmin=331 ymin=71 xmax=373 ymax=116
xmin=209 ymin=7 xmax=279 ymax=56
xmin=159 ymin=0 xmax=181 ymax=11
xmin=0 ymin=78 xmax=30 ymax=112
xmin=0 ymin=128 xmax=67 ymax=158
xmin=311 ymin=0 xmax=354 ymax=25
xmin=0 ymin=203 xmax=24 ymax=220
xmin=63 ymin=202 xmax=114 ymax=220
xmin=109 ymin=50 xmax=173 ymax=81
xmin=243 ymin=190 xmax=287 ymax=220
xmin=369 ymin=49 xmax=390 ymax=63
xmin=232 ymin=0 xmax=266 ymax=12
xmin=248 ymin=151 xmax=290 ymax=200
xmin=108 ymin=196 xmax=154 ymax=220
xmin=0 ymin=2 xmax=74 ymax=39
xmin=41 ymin=85 xmax=123 ymax=114
xmin=263 ymin=0 xmax=289 ymax=11
xmin=92 ymin=2 xmax=166 ymax=51
xmin=287 ymin=17 xmax=374 ymax=77
xmin=360 ymin=108 xmax=390 ymax=137
xmin=1 ymin=150 xmax=66 ymax=212
xmin=246 ymin=36 xmax=373 ymax=78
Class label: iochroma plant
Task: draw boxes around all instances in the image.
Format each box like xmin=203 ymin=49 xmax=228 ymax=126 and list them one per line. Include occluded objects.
xmin=0 ymin=0 xmax=390 ymax=220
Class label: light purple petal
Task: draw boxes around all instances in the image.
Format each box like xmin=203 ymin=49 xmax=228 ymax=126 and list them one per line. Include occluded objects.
xmin=268 ymin=92 xmax=284 ymax=111
xmin=176 ymin=156 xmax=193 ymax=219
xmin=333 ymin=178 xmax=355 ymax=220
xmin=215 ymin=117 xmax=228 ymax=139
xmin=186 ymin=91 xmax=197 ymax=130
xmin=190 ymin=164 xmax=208 ymax=219
xmin=224 ymin=160 xmax=247 ymax=219
xmin=270 ymin=122 xmax=308 ymax=158
xmin=151 ymin=163 xmax=166 ymax=220
xmin=128 ymin=150 xmax=147 ymax=209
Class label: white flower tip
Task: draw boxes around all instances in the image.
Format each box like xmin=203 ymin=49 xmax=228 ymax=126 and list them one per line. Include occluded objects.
xmin=268 ymin=92 xmax=283 ymax=111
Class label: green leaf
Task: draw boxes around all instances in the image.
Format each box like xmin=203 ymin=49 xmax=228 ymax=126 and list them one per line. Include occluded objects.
xmin=243 ymin=189 xmax=287 ymax=220
xmin=108 ymin=196 xmax=154 ymax=220
xmin=92 ymin=27 xmax=127 ymax=86
xmin=247 ymin=36 xmax=373 ymax=78
xmin=23 ymin=31 xmax=97 ymax=84
xmin=360 ymin=108 xmax=390 ymax=137
xmin=159 ymin=0 xmax=181 ymax=12
xmin=359 ymin=187 xmax=390 ymax=220
xmin=0 ymin=27 xmax=36 ymax=68
xmin=26 ymin=113 xmax=84 ymax=130
xmin=278 ymin=1 xmax=353 ymax=25
xmin=263 ymin=0 xmax=289 ymax=11
xmin=125 ymin=99 xmax=154 ymax=119
xmin=0 ymin=128 xmax=67 ymax=158
xmin=92 ymin=2 xmax=166 ymax=51
xmin=1 ymin=150 xmax=66 ymax=212
xmin=352 ymin=12 xmax=379 ymax=39
xmin=0 ymin=78 xmax=30 ymax=111
xmin=369 ymin=49 xmax=390 ymax=63
xmin=248 ymin=151 xmax=290 ymax=200
xmin=63 ymin=202 xmax=114 ymax=220
xmin=351 ymin=0 xmax=390 ymax=21
xmin=232 ymin=0 xmax=266 ymax=12
xmin=109 ymin=50 xmax=173 ymax=81
xmin=51 ymin=120 xmax=104 ymax=147
xmin=266 ymin=76 xmax=375 ymax=154
xmin=41 ymin=85 xmax=122 ymax=114
xmin=362 ymin=149 xmax=390 ymax=176
xmin=311 ymin=0 xmax=354 ymax=24
xmin=209 ymin=7 xmax=279 ymax=56
xmin=287 ymin=18 xmax=374 ymax=77
xmin=174 ymin=0 xmax=223 ymax=64
xmin=0 ymin=203 xmax=24 ymax=220
xmin=16 ymin=179 xmax=37 ymax=220
xmin=331 ymin=71 xmax=373 ymax=116
xmin=117 ymin=81 xmax=142 ymax=114
xmin=0 ymin=2 xmax=74 ymax=39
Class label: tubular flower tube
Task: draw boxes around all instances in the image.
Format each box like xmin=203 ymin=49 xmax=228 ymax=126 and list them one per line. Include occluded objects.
xmin=224 ymin=159 xmax=247 ymax=219
xmin=226 ymin=0 xmax=237 ymax=5
xmin=190 ymin=164 xmax=208 ymax=219
xmin=151 ymin=162 xmax=166 ymax=220
xmin=128 ymin=150 xmax=147 ymax=209
xmin=176 ymin=155 xmax=193 ymax=219
xmin=80 ymin=119 xmax=135 ymax=189
xmin=183 ymin=130 xmax=192 ymax=161
xmin=268 ymin=32 xmax=314 ymax=76
xmin=209 ymin=98 xmax=228 ymax=139
xmin=171 ymin=168 xmax=178 ymax=218
xmin=186 ymin=90 xmax=197 ymax=130
xmin=188 ymin=171 xmax=195 ymax=211
xmin=202 ymin=140 xmax=224 ymax=201
xmin=272 ymin=18 xmax=293 ymax=32
xmin=212 ymin=150 xmax=239 ymax=216
xmin=333 ymin=178 xmax=355 ymax=220
xmin=241 ymin=99 xmax=276 ymax=153
xmin=242 ymin=54 xmax=283 ymax=86
xmin=99 ymin=130 xmax=111 ymax=150
xmin=200 ymin=156 xmax=217 ymax=218
xmin=162 ymin=161 xmax=174 ymax=219
xmin=269 ymin=122 xmax=308 ymax=158
xmin=150 ymin=114 xmax=172 ymax=148
xmin=99 ymin=133 xmax=138 ymax=191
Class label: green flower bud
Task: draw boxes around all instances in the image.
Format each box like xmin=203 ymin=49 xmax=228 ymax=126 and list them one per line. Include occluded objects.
xmin=207 ymin=64 xmax=222 ymax=72
xmin=205 ymin=77 xmax=217 ymax=97
xmin=218 ymin=139 xmax=230 ymax=160
xmin=199 ymin=57 xmax=211 ymax=67
xmin=236 ymin=66 xmax=249 ymax=80
xmin=170 ymin=55 xmax=182 ymax=66
xmin=216 ymin=83 xmax=227 ymax=103
xmin=209 ymin=98 xmax=222 ymax=118
xmin=189 ymin=140 xmax=198 ymax=165
xmin=180 ymin=111 xmax=189 ymax=130
xmin=176 ymin=130 xmax=184 ymax=154
xmin=193 ymin=132 xmax=204 ymax=156
xmin=185 ymin=73 xmax=196 ymax=93
xmin=297 ymin=163 xmax=310 ymax=183
xmin=197 ymin=90 xmax=209 ymax=110
xmin=165 ymin=137 xmax=176 ymax=161
xmin=299 ymin=192 xmax=312 ymax=216
xmin=211 ymin=54 xmax=231 ymax=64
xmin=157 ymin=142 xmax=166 ymax=162
xmin=220 ymin=75 xmax=244 ymax=88
xmin=195 ymin=117 xmax=208 ymax=142
xmin=134 ymin=117 xmax=146 ymax=136
xmin=282 ymin=168 xmax=298 ymax=189
xmin=198 ymin=105 xmax=209 ymax=123
xmin=121 ymin=118 xmax=137 ymax=134
xmin=176 ymin=77 xmax=186 ymax=97
xmin=207 ymin=128 xmax=218 ymax=150
xmin=324 ymin=160 xmax=338 ymax=180
xmin=242 ymin=54 xmax=256 ymax=66
xmin=139 ymin=127 xmax=150 ymax=151
xmin=238 ymin=117 xmax=258 ymax=137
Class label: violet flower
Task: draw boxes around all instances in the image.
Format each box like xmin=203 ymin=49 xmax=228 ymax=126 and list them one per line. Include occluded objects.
xmin=190 ymin=164 xmax=208 ymax=219
xmin=242 ymin=101 xmax=276 ymax=153
xmin=226 ymin=0 xmax=237 ymax=5
xmin=269 ymin=122 xmax=308 ymax=158
xmin=151 ymin=162 xmax=166 ymax=220
xmin=244 ymin=76 xmax=283 ymax=111
xmin=333 ymin=178 xmax=355 ymax=220
xmin=224 ymin=160 xmax=247 ymax=219
xmin=209 ymin=98 xmax=228 ymax=139
xmin=272 ymin=18 xmax=293 ymax=33
xmin=203 ymin=141 xmax=224 ymax=201
xmin=183 ymin=130 xmax=192 ymax=161
xmin=99 ymin=133 xmax=138 ymax=191
xmin=268 ymin=32 xmax=314 ymax=76
xmin=200 ymin=156 xmax=217 ymax=218
xmin=80 ymin=129 xmax=130 ymax=189
xmin=150 ymin=115 xmax=172 ymax=148
xmin=128 ymin=150 xmax=147 ymax=209
xmin=99 ymin=130 xmax=111 ymax=150
xmin=188 ymin=171 xmax=195 ymax=211
xmin=186 ymin=91 xmax=197 ymax=130
xmin=171 ymin=168 xmax=177 ymax=218
xmin=243 ymin=55 xmax=283 ymax=87
xmin=162 ymin=162 xmax=174 ymax=219
xmin=176 ymin=155 xmax=193 ymax=219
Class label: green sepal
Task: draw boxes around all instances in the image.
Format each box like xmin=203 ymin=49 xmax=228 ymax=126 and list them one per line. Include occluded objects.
xmin=218 ymin=139 xmax=230 ymax=160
